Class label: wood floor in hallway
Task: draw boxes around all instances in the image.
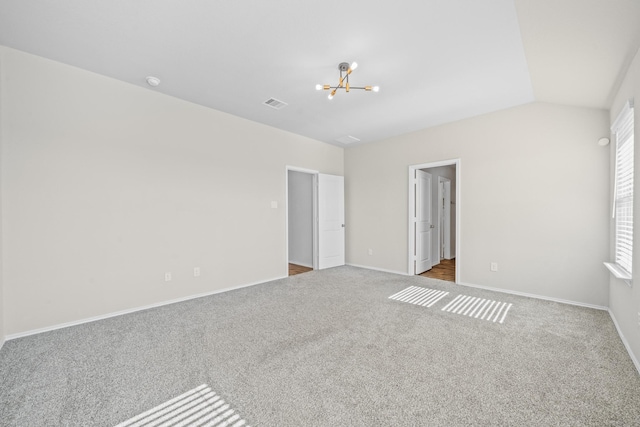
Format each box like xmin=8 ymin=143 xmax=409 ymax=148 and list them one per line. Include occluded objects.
xmin=419 ymin=258 xmax=455 ymax=282
xmin=289 ymin=263 xmax=313 ymax=276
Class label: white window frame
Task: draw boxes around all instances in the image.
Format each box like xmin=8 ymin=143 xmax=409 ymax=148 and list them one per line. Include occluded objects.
xmin=605 ymin=99 xmax=635 ymax=286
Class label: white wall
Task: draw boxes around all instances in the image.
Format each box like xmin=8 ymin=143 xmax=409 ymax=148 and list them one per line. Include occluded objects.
xmin=608 ymin=47 xmax=640 ymax=368
xmin=345 ymin=102 xmax=610 ymax=306
xmin=288 ymin=170 xmax=313 ymax=267
xmin=0 ymin=46 xmax=343 ymax=336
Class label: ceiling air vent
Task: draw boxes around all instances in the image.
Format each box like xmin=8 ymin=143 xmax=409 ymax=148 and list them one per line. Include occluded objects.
xmin=335 ymin=135 xmax=361 ymax=145
xmin=263 ymin=98 xmax=288 ymax=110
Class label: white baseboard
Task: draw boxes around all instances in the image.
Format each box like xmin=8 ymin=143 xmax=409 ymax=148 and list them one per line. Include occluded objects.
xmin=346 ymin=263 xmax=410 ymax=276
xmin=608 ymin=309 xmax=640 ymax=376
xmin=5 ymin=274 xmax=287 ymax=341
xmin=456 ymin=281 xmax=608 ymax=311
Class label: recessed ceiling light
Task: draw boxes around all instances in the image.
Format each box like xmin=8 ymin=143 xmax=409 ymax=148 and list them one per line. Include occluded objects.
xmin=146 ymin=76 xmax=161 ymax=87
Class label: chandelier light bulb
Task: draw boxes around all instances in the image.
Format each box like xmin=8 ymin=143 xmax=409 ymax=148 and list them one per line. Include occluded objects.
xmin=328 ymin=93 xmax=334 ymax=100
xmin=350 ymin=62 xmax=358 ymax=71
xmin=372 ymin=86 xmax=380 ymax=92
xmin=315 ymin=84 xmax=323 ymax=91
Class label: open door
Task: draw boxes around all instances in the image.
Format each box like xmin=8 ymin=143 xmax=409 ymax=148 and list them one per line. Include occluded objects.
xmin=318 ymin=174 xmax=345 ymax=269
xmin=415 ymin=170 xmax=433 ymax=274
xmin=440 ymin=178 xmax=452 ymax=260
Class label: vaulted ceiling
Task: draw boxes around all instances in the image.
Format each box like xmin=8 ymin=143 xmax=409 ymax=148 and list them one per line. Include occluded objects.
xmin=1 ymin=0 xmax=639 ymax=146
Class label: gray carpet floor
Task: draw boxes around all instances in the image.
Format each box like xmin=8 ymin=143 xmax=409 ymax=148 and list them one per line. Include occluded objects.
xmin=1 ymin=266 xmax=639 ymax=426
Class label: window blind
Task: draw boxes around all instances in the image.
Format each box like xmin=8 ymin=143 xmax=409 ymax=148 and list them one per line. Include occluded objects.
xmin=612 ymin=100 xmax=635 ymax=275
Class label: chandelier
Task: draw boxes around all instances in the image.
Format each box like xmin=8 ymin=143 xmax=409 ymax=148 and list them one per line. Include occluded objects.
xmin=316 ymin=62 xmax=379 ymax=100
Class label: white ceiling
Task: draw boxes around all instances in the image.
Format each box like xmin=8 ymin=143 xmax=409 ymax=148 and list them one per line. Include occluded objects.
xmin=1 ymin=0 xmax=639 ymax=146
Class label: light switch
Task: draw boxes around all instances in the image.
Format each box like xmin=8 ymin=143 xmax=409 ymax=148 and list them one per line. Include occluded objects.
xmin=271 ymin=201 xmax=278 ymax=209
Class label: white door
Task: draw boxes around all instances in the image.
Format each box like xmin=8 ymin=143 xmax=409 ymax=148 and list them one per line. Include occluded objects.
xmin=415 ymin=170 xmax=433 ymax=274
xmin=438 ymin=177 xmax=452 ymax=260
xmin=443 ymin=179 xmax=452 ymax=259
xmin=318 ymin=174 xmax=345 ymax=269
xmin=439 ymin=180 xmax=445 ymax=259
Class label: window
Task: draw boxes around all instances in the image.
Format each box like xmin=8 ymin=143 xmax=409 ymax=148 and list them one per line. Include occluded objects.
xmin=606 ymin=100 xmax=635 ymax=283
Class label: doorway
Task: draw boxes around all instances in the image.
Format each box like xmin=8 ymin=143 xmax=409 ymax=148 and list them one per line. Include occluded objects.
xmin=408 ymin=160 xmax=460 ymax=283
xmin=286 ymin=168 xmax=346 ymax=276
xmin=287 ymin=168 xmax=317 ymax=276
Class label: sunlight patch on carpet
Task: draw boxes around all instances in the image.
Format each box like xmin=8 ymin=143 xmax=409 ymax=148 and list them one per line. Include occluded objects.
xmin=441 ymin=295 xmax=512 ymax=324
xmin=388 ymin=286 xmax=449 ymax=307
xmin=114 ymin=383 xmax=250 ymax=427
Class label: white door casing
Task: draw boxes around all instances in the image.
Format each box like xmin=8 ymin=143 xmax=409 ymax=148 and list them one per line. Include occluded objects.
xmin=318 ymin=174 xmax=345 ymax=269
xmin=415 ymin=170 xmax=433 ymax=274
xmin=286 ymin=166 xmax=320 ymax=274
xmin=407 ymin=159 xmax=460 ymax=283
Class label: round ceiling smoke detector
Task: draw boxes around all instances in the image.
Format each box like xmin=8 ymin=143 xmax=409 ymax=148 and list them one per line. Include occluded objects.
xmin=146 ymin=76 xmax=161 ymax=87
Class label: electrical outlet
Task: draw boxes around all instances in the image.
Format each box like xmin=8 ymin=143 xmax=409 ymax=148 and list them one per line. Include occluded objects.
xmin=165 ymin=272 xmax=172 ymax=282
xmin=368 ymin=249 xmax=373 ymax=255
xmin=490 ymin=262 xmax=498 ymax=272
xmin=194 ymin=267 xmax=201 ymax=277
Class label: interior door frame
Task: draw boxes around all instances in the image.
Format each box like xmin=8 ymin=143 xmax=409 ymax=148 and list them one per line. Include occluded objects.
xmin=407 ymin=159 xmax=461 ymax=283
xmin=285 ymin=166 xmax=319 ymax=276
